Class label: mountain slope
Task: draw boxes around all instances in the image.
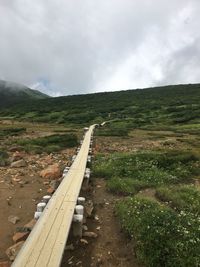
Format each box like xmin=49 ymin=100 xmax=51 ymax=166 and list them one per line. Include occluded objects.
xmin=0 ymin=83 xmax=200 ymax=132
xmin=0 ymin=80 xmax=49 ymax=108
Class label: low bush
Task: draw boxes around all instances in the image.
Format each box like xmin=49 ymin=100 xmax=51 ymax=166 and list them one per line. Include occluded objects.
xmin=93 ymin=151 xmax=200 ymax=195
xmin=17 ymin=133 xmax=78 ymax=153
xmin=0 ymin=127 xmax=26 ymax=137
xmin=0 ymin=150 xmax=9 ymax=166
xmin=116 ymin=196 xmax=200 ymax=267
xmin=96 ymin=127 xmax=129 ymax=136
xmin=156 ymin=185 xmax=200 ymax=213
xmin=107 ymin=177 xmax=146 ymax=195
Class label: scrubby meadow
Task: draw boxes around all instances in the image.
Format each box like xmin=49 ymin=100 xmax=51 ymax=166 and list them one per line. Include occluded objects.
xmin=93 ymin=121 xmax=200 ymax=267
xmin=0 ymin=83 xmax=200 ymax=266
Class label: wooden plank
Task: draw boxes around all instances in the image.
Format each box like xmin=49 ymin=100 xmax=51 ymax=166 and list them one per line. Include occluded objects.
xmin=12 ymin=125 xmax=95 ymax=267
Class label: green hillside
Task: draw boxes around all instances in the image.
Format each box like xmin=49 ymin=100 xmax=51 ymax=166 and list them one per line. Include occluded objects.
xmin=0 ymin=80 xmax=49 ymax=108
xmin=0 ymin=83 xmax=200 ymax=132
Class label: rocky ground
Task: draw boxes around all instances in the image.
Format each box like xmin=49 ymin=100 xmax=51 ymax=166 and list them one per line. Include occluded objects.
xmin=0 ymin=123 xmax=198 ymax=267
xmin=0 ymin=121 xmax=76 ymax=266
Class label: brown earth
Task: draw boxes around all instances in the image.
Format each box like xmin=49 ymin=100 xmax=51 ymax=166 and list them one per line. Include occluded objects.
xmin=0 ymin=121 xmax=76 ymax=262
xmin=62 ymin=178 xmax=142 ymax=267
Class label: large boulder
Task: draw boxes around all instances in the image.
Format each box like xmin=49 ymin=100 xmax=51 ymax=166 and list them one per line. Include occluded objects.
xmin=40 ymin=163 xmax=62 ymax=180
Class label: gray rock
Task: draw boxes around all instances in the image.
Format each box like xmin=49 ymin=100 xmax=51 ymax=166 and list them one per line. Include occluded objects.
xmin=50 ymin=180 xmax=60 ymax=190
xmin=83 ymin=231 xmax=98 ymax=238
xmin=6 ymin=241 xmax=24 ymax=261
xmin=85 ymin=200 xmax=94 ymax=218
xmin=8 ymin=215 xmax=20 ymax=224
xmin=11 ymin=159 xmax=26 ymax=168
xmin=65 ymin=244 xmax=74 ymax=251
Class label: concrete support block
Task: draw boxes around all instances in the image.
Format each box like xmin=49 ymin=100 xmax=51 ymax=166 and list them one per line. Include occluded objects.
xmin=87 ymin=155 xmax=92 ymax=163
xmin=72 ymin=214 xmax=83 ymax=237
xmin=34 ymin=211 xmax=42 ymax=220
xmin=72 ymin=155 xmax=76 ymax=161
xmin=42 ymin=195 xmax=51 ymax=204
xmin=37 ymin=202 xmax=46 ymax=212
xmin=77 ymin=197 xmax=85 ymax=205
xmin=75 ymin=205 xmax=84 ymax=215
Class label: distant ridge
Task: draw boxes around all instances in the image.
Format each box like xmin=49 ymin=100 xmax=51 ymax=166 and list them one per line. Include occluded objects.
xmin=0 ymin=80 xmax=49 ymax=108
xmin=0 ymin=82 xmax=199 ymax=126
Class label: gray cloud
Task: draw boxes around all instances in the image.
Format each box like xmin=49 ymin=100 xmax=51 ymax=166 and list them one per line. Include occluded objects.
xmin=0 ymin=0 xmax=199 ymax=96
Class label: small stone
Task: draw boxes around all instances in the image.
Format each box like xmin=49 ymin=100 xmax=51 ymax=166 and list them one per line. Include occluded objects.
xmin=96 ymin=226 xmax=101 ymax=231
xmin=11 ymin=159 xmax=26 ymax=168
xmin=6 ymin=241 xmax=24 ymax=261
xmin=8 ymin=146 xmax=23 ymax=152
xmin=85 ymin=200 xmax=94 ymax=218
xmin=24 ymin=219 xmax=37 ymax=230
xmin=65 ymin=244 xmax=74 ymax=251
xmin=80 ymin=238 xmax=88 ymax=245
xmin=8 ymin=215 xmax=20 ymax=224
xmin=82 ymin=225 xmax=88 ymax=231
xmin=12 ymin=177 xmax=21 ymax=183
xmin=94 ymin=215 xmax=99 ymax=221
xmin=49 ymin=180 xmax=60 ymax=190
xmin=83 ymin=231 xmax=97 ymax=238
xmin=47 ymin=187 xmax=55 ymax=194
xmin=19 ymin=180 xmax=29 ymax=185
xmin=13 ymin=232 xmax=29 ymax=243
xmin=10 ymin=151 xmax=23 ymax=162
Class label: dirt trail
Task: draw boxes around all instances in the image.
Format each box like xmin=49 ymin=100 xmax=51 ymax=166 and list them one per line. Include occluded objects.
xmin=89 ymin=178 xmax=141 ymax=267
xmin=62 ymin=178 xmax=142 ymax=267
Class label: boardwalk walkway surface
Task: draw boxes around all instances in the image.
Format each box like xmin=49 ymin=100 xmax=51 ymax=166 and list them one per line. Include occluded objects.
xmin=12 ymin=125 xmax=95 ymax=267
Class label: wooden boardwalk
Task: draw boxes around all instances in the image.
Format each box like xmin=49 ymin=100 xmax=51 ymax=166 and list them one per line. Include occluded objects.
xmin=12 ymin=125 xmax=95 ymax=267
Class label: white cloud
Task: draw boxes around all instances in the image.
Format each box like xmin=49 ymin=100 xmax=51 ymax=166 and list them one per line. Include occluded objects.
xmin=0 ymin=0 xmax=199 ymax=96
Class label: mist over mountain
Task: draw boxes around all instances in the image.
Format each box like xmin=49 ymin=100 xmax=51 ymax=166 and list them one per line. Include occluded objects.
xmin=0 ymin=80 xmax=49 ymax=108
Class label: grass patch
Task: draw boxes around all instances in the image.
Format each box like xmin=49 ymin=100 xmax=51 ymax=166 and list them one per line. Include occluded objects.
xmin=107 ymin=177 xmax=147 ymax=195
xmin=17 ymin=133 xmax=78 ymax=153
xmin=156 ymin=185 xmax=200 ymax=213
xmin=0 ymin=127 xmax=26 ymax=137
xmin=93 ymin=151 xmax=200 ymax=195
xmin=96 ymin=125 xmax=129 ymax=136
xmin=0 ymin=150 xmax=9 ymax=166
xmin=116 ymin=196 xmax=200 ymax=267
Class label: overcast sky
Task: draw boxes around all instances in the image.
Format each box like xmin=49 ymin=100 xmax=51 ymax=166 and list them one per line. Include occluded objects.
xmin=0 ymin=0 xmax=199 ymax=96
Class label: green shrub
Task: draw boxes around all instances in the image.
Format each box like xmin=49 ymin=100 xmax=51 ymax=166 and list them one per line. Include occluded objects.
xmin=93 ymin=151 xmax=200 ymax=195
xmin=0 ymin=127 xmax=26 ymax=137
xmin=96 ymin=127 xmax=129 ymax=136
xmin=0 ymin=150 xmax=9 ymax=166
xmin=107 ymin=177 xmax=146 ymax=195
xmin=17 ymin=133 xmax=78 ymax=153
xmin=116 ymin=196 xmax=200 ymax=267
xmin=156 ymin=185 xmax=200 ymax=213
